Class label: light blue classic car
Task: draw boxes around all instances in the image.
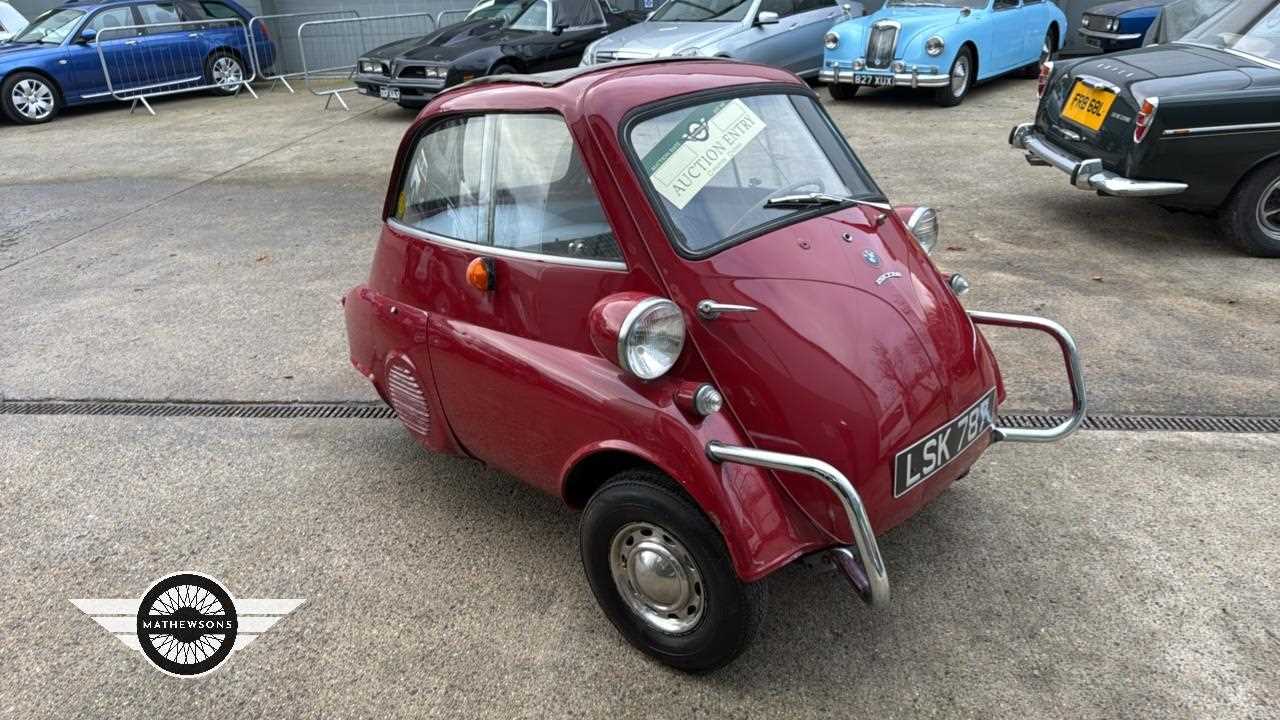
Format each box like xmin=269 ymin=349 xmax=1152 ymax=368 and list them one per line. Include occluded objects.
xmin=581 ymin=0 xmax=863 ymax=78
xmin=820 ymin=0 xmax=1066 ymax=105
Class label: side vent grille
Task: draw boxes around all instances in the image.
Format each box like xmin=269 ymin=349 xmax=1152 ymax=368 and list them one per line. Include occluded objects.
xmin=386 ymin=362 xmax=431 ymax=436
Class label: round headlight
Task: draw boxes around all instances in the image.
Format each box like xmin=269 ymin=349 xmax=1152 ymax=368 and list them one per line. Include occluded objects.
xmin=824 ymin=32 xmax=840 ymax=50
xmin=906 ymin=206 xmax=939 ymax=254
xmin=926 ymin=36 xmax=944 ymax=56
xmin=618 ymin=298 xmax=686 ymax=380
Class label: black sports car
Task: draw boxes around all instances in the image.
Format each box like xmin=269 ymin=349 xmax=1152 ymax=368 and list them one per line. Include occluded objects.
xmin=354 ymin=0 xmax=643 ymax=108
xmin=1011 ymin=0 xmax=1280 ymax=256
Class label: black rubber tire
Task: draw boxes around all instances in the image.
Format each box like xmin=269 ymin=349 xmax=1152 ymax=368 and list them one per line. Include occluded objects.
xmin=204 ymin=51 xmax=246 ymax=97
xmin=934 ymin=47 xmax=973 ymax=107
xmin=1219 ymin=157 xmax=1280 ymax=257
xmin=580 ymin=469 xmax=766 ymax=673
xmin=490 ymin=62 xmax=518 ymax=76
xmin=828 ymin=82 xmax=859 ymax=101
xmin=1020 ymin=29 xmax=1055 ymax=78
xmin=1 ymin=71 xmax=62 ymax=124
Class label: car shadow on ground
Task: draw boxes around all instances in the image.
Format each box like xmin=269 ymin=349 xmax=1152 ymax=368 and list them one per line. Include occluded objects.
xmin=826 ymin=75 xmax=1030 ymax=108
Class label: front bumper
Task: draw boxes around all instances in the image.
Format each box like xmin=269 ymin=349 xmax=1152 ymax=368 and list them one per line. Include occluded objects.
xmin=353 ymin=71 xmax=446 ymax=104
xmin=708 ymin=310 xmax=1086 ymax=608
xmin=1009 ymin=123 xmax=1188 ymax=198
xmin=820 ymin=66 xmax=949 ymax=89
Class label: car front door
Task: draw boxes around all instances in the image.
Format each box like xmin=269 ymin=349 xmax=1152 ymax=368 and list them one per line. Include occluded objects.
xmin=987 ymin=0 xmax=1024 ymax=73
xmin=743 ymin=0 xmax=803 ymax=70
xmin=64 ymin=6 xmax=142 ymax=101
xmin=384 ymin=111 xmax=639 ymax=491
xmin=783 ymin=0 xmax=843 ymax=74
xmin=135 ymin=2 xmax=201 ymax=89
xmin=540 ymin=0 xmax=611 ymax=69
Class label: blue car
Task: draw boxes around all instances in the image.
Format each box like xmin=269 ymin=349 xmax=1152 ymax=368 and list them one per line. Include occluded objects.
xmin=820 ymin=0 xmax=1067 ymax=106
xmin=0 ymin=0 xmax=272 ymax=124
xmin=1078 ymin=0 xmax=1175 ymax=52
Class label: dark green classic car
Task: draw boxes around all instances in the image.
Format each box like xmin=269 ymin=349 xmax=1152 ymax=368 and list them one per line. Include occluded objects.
xmin=1010 ymin=0 xmax=1280 ymax=257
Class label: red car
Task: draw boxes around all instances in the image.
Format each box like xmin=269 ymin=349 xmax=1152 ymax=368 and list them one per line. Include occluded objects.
xmin=343 ymin=58 xmax=1086 ymax=672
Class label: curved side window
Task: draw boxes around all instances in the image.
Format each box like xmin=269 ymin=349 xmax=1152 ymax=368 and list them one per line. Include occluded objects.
xmin=396 ymin=115 xmax=489 ymax=244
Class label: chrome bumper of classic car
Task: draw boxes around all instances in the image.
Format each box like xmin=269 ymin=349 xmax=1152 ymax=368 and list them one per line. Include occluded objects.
xmin=705 ymin=310 xmax=1085 ymax=608
xmin=1009 ymin=123 xmax=1189 ymax=197
xmin=820 ymin=65 xmax=949 ymax=89
xmin=1077 ymin=27 xmax=1143 ymax=41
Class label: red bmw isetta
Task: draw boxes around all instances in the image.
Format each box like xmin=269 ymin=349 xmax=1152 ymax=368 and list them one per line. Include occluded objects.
xmin=343 ymin=59 xmax=1086 ymax=672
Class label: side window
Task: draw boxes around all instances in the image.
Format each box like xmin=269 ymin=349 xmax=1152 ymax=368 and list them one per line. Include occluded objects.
xmin=87 ymin=7 xmax=140 ymax=38
xmin=396 ymin=116 xmax=488 ymax=244
xmin=1023 ymin=0 xmax=1043 ymax=5
xmin=137 ymin=3 xmax=182 ymax=28
xmin=199 ymin=1 xmax=241 ymax=19
xmin=490 ymin=115 xmax=620 ymax=261
xmin=793 ymin=0 xmax=833 ymax=12
xmin=993 ymin=0 xmax=1019 ymax=9
xmin=759 ymin=0 xmax=799 ymax=18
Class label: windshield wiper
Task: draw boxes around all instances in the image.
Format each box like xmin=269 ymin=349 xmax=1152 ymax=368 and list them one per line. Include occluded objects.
xmin=764 ymin=192 xmax=855 ymax=208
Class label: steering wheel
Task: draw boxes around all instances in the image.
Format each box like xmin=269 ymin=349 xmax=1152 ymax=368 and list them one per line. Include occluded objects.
xmin=723 ymin=178 xmax=827 ymax=237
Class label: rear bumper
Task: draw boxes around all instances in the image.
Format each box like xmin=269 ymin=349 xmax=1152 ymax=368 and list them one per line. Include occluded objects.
xmin=1009 ymin=122 xmax=1188 ymax=198
xmin=820 ymin=66 xmax=949 ymax=89
xmin=707 ymin=310 xmax=1086 ymax=609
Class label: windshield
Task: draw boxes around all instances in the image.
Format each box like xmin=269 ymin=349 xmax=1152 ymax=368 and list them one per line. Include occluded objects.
xmin=510 ymin=0 xmax=551 ymax=29
xmin=650 ymin=0 xmax=754 ymax=22
xmin=11 ymin=8 xmax=83 ymax=44
xmin=467 ymin=0 xmax=528 ymax=23
xmin=1180 ymin=0 xmax=1280 ymax=61
xmin=628 ymin=93 xmax=879 ymax=255
xmin=887 ymin=0 xmax=974 ymax=7
xmin=1157 ymin=0 xmax=1235 ymax=41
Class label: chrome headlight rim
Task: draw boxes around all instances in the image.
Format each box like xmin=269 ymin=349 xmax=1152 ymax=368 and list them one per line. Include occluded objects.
xmin=617 ymin=298 xmax=686 ymax=381
xmin=906 ymin=206 xmax=938 ymax=255
xmin=925 ymin=35 xmax=944 ymax=57
xmin=824 ymin=31 xmax=840 ymax=50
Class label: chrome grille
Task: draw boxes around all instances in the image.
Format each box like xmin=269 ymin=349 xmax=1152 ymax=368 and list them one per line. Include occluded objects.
xmin=595 ymin=49 xmax=654 ymax=64
xmin=866 ymin=22 xmax=899 ymax=69
xmin=386 ymin=362 xmax=431 ymax=436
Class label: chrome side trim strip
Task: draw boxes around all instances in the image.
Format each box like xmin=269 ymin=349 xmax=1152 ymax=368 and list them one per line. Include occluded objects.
xmin=387 ymin=218 xmax=628 ymax=271
xmin=705 ymin=442 xmax=890 ymax=608
xmin=969 ymin=310 xmax=1088 ymax=443
xmin=1163 ymin=121 xmax=1280 ymax=137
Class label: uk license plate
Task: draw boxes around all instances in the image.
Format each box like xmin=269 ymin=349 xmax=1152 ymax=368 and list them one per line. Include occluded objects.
xmin=893 ymin=389 xmax=996 ymax=497
xmin=379 ymin=86 xmax=400 ymax=101
xmin=853 ymin=73 xmax=893 ymax=86
xmin=1061 ymin=80 xmax=1116 ymax=131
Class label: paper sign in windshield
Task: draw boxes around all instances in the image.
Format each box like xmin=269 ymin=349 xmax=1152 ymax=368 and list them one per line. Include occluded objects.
xmin=641 ymin=99 xmax=766 ymax=210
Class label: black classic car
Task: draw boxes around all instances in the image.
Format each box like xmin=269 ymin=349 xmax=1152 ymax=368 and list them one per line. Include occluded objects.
xmin=1011 ymin=0 xmax=1280 ymax=256
xmin=354 ymin=0 xmax=643 ymax=108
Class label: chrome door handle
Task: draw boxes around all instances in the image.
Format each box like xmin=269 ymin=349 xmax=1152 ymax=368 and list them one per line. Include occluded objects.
xmin=188 ymin=32 xmax=200 ymax=37
xmin=697 ymin=300 xmax=758 ymax=320
xmin=124 ymin=40 xmax=138 ymax=45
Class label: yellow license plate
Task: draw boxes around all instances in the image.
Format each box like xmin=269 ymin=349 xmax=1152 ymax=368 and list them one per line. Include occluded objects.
xmin=1061 ymin=81 xmax=1116 ymax=131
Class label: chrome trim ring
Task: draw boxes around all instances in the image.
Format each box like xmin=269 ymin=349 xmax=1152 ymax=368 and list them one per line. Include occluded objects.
xmin=616 ymin=297 xmax=684 ymax=380
xmin=1257 ymin=176 xmax=1280 ymax=240
xmin=11 ymin=78 xmax=54 ymax=120
xmin=609 ymin=522 xmax=705 ymax=634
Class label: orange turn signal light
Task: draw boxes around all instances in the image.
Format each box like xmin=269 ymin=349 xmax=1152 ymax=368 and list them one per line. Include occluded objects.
xmin=467 ymin=257 xmax=495 ymax=291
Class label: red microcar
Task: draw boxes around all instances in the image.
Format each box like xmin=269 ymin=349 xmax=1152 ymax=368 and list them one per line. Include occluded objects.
xmin=343 ymin=59 xmax=1087 ymax=672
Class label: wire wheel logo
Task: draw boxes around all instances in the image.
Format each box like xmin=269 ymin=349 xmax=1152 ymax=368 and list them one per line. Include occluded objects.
xmin=136 ymin=573 xmax=238 ymax=677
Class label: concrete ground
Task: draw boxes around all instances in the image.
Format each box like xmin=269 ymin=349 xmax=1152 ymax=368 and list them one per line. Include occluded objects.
xmin=1 ymin=78 xmax=1277 ymax=717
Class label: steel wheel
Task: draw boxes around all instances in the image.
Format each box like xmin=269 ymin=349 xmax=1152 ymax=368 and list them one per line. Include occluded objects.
xmin=211 ymin=56 xmax=243 ymax=89
xmin=1256 ymin=176 xmax=1280 ymax=240
xmin=609 ymin=521 xmax=705 ymax=634
xmin=11 ymin=78 xmax=54 ymax=121
xmin=950 ymin=54 xmax=969 ymax=98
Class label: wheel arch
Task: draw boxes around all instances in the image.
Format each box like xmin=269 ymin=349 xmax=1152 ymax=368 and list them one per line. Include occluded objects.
xmin=1229 ymin=148 xmax=1280 ymax=207
xmin=2 ymin=67 xmax=66 ymax=102
xmin=1048 ymin=21 xmax=1060 ymax=51
xmin=489 ymin=55 xmax=528 ymax=74
xmin=960 ymin=39 xmax=979 ymax=79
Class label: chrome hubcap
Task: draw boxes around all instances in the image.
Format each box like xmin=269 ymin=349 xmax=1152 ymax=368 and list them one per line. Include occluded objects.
xmin=212 ymin=57 xmax=242 ymax=88
xmin=609 ymin=522 xmax=704 ymax=634
xmin=11 ymin=78 xmax=53 ymax=119
xmin=951 ymin=56 xmax=968 ymax=97
xmin=1258 ymin=176 xmax=1280 ymax=239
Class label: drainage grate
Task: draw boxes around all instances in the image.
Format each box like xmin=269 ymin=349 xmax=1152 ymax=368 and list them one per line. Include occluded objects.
xmin=0 ymin=400 xmax=395 ymax=420
xmin=1 ymin=400 xmax=1278 ymax=434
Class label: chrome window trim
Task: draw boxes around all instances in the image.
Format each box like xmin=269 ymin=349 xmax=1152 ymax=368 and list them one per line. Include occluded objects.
xmin=387 ymin=218 xmax=628 ymax=271
xmin=1163 ymin=121 xmax=1280 ymax=137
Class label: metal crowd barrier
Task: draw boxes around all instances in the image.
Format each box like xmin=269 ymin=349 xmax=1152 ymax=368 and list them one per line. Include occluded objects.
xmin=435 ymin=9 xmax=470 ymax=27
xmin=297 ymin=12 xmax=439 ymax=111
xmin=247 ymin=10 xmax=360 ymax=94
xmin=95 ymin=18 xmax=258 ymax=116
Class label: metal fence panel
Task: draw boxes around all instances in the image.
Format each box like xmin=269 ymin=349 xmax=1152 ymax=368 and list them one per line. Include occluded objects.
xmin=96 ymin=18 xmax=259 ymax=116
xmin=248 ymin=10 xmax=361 ymax=93
xmin=298 ymin=12 xmax=439 ymax=110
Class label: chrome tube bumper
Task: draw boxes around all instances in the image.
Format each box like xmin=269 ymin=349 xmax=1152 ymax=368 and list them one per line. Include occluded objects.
xmin=969 ymin=310 xmax=1088 ymax=443
xmin=820 ymin=67 xmax=949 ymax=89
xmin=1009 ymin=123 xmax=1188 ymax=198
xmin=705 ymin=442 xmax=890 ymax=609
xmin=1078 ymin=27 xmax=1143 ymax=41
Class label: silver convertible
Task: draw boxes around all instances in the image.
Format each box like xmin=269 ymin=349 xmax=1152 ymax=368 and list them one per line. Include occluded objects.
xmin=580 ymin=0 xmax=864 ymax=77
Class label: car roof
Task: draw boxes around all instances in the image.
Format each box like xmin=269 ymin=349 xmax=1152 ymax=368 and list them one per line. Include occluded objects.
xmin=435 ymin=58 xmax=808 ymax=124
